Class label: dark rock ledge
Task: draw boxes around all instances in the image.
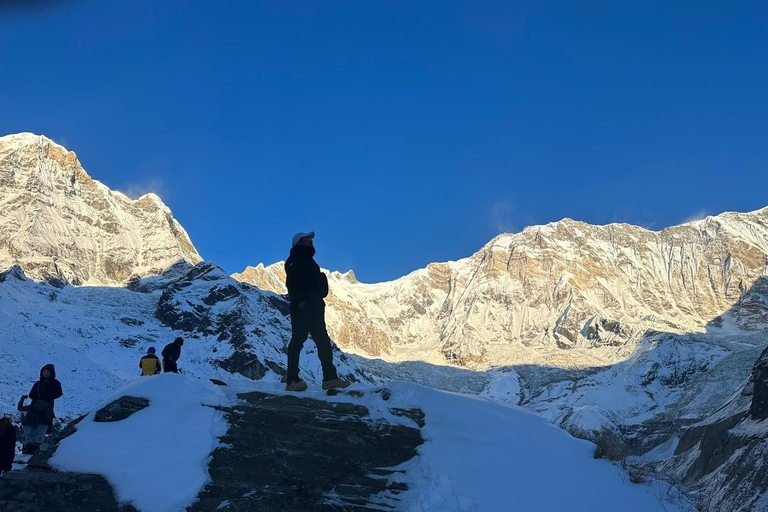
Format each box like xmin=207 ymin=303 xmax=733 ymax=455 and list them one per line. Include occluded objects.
xmin=189 ymin=390 xmax=424 ymax=512
xmin=0 ymin=390 xmax=424 ymax=512
xmin=0 ymin=396 xmax=147 ymax=512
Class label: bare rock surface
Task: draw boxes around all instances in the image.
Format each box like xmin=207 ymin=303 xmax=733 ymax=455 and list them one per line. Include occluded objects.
xmin=189 ymin=389 xmax=423 ymax=512
xmin=0 ymin=388 xmax=422 ymax=512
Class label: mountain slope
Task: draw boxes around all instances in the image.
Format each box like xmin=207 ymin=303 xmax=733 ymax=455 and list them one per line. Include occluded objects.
xmin=0 ymin=263 xmax=365 ymax=421
xmin=237 ymin=207 xmax=768 ymax=369
xmin=0 ymin=133 xmax=201 ymax=285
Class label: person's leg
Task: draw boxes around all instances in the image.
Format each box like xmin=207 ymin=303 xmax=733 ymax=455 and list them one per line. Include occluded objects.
xmin=23 ymin=423 xmax=46 ymax=452
xmin=287 ymin=306 xmax=310 ymax=383
xmin=32 ymin=424 xmax=48 ymax=446
xmin=163 ymin=360 xmax=178 ymax=373
xmin=307 ymin=304 xmax=340 ymax=382
xmin=23 ymin=423 xmax=39 ymax=446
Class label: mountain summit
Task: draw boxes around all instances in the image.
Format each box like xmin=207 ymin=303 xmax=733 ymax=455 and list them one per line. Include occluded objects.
xmin=0 ymin=133 xmax=201 ymax=285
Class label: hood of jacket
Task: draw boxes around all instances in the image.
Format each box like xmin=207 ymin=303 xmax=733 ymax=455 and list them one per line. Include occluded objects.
xmin=40 ymin=363 xmax=56 ymax=380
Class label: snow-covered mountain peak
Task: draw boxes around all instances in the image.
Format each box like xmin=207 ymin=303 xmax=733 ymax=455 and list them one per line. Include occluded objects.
xmin=0 ymin=132 xmax=69 ymax=152
xmin=0 ymin=133 xmax=202 ymax=285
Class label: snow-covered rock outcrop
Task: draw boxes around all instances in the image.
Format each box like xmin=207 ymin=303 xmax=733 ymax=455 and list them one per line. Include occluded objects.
xmin=0 ymin=133 xmax=202 ymax=285
xmin=0 ymin=377 xmax=687 ymax=512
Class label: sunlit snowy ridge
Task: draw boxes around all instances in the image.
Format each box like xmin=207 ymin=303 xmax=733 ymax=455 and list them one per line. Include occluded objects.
xmin=239 ymin=205 xmax=768 ymax=370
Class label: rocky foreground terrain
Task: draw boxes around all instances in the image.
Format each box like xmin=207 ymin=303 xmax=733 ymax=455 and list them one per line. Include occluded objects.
xmin=1 ymin=387 xmax=423 ymax=512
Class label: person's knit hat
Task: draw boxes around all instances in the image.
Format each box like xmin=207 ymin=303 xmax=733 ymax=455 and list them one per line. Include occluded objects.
xmin=147 ymin=346 xmax=156 ymax=354
xmin=291 ymin=231 xmax=315 ymax=247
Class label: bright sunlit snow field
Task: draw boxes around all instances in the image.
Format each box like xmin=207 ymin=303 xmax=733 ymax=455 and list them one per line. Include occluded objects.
xmin=50 ymin=375 xmax=684 ymax=512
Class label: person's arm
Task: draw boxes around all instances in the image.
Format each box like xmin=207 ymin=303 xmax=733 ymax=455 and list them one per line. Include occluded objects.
xmin=318 ymin=272 xmax=329 ymax=298
xmin=155 ymin=357 xmax=161 ymax=374
xmin=53 ymin=381 xmax=63 ymax=400
xmin=17 ymin=395 xmax=28 ymax=411
xmin=29 ymin=382 xmax=39 ymax=401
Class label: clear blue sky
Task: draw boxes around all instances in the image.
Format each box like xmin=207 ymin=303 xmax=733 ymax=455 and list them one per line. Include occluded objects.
xmin=1 ymin=1 xmax=767 ymax=283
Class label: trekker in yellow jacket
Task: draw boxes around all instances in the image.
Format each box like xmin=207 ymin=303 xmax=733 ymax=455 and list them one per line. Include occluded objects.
xmin=139 ymin=347 xmax=162 ymax=376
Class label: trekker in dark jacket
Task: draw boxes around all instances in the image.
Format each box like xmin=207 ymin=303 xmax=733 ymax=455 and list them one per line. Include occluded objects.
xmin=162 ymin=337 xmax=184 ymax=373
xmin=0 ymin=407 xmax=17 ymax=475
xmin=284 ymin=231 xmax=350 ymax=392
xmin=139 ymin=347 xmax=162 ymax=376
xmin=21 ymin=364 xmax=62 ymax=454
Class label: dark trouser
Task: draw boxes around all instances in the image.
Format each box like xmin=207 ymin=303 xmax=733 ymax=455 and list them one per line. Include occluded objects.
xmin=163 ymin=359 xmax=179 ymax=373
xmin=24 ymin=423 xmax=48 ymax=445
xmin=287 ymin=300 xmax=339 ymax=383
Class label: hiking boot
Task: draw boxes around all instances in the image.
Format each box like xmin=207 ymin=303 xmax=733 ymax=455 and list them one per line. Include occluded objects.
xmin=285 ymin=380 xmax=308 ymax=392
xmin=23 ymin=443 xmax=40 ymax=455
xmin=322 ymin=378 xmax=351 ymax=390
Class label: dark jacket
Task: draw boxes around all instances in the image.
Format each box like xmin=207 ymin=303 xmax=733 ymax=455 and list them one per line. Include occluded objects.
xmin=0 ymin=422 xmax=17 ymax=472
xmin=27 ymin=364 xmax=63 ymax=427
xmin=285 ymin=245 xmax=329 ymax=306
xmin=161 ymin=342 xmax=182 ymax=363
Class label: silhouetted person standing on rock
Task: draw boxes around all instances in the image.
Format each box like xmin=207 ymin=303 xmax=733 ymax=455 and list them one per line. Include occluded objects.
xmin=284 ymin=231 xmax=350 ymax=392
xmin=162 ymin=337 xmax=184 ymax=374
xmin=21 ymin=364 xmax=62 ymax=454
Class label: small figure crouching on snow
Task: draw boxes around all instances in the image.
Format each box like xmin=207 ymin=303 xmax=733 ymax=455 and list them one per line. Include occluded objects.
xmin=140 ymin=346 xmax=162 ymax=376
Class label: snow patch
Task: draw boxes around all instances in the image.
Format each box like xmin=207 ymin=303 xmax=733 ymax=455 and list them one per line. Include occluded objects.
xmin=50 ymin=375 xmax=228 ymax=512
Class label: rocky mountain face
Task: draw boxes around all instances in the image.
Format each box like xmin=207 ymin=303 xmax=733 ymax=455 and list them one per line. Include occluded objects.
xmin=646 ymin=341 xmax=768 ymax=512
xmin=236 ymin=208 xmax=768 ymax=369
xmin=0 ymin=133 xmax=202 ymax=285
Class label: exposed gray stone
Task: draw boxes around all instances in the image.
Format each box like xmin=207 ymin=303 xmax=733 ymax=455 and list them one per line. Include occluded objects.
xmin=0 ymin=470 xmax=138 ymax=512
xmin=188 ymin=390 xmax=423 ymax=511
xmin=751 ymin=345 xmax=768 ymax=420
xmin=94 ymin=396 xmax=150 ymax=423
